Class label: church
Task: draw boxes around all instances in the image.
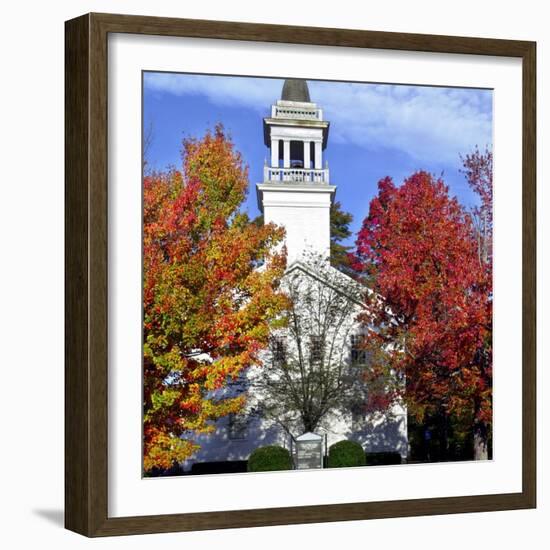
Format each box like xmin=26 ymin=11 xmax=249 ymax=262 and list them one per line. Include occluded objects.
xmin=182 ymin=79 xmax=408 ymax=471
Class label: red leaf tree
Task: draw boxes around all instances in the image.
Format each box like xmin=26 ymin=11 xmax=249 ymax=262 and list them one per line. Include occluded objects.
xmin=352 ymin=171 xmax=492 ymax=459
xmin=143 ymin=126 xmax=289 ymax=472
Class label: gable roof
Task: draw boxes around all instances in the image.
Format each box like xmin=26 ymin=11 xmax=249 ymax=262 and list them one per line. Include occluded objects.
xmin=283 ymin=260 xmax=368 ymax=307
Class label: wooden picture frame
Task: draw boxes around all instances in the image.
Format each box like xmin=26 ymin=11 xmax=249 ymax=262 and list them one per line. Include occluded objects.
xmin=65 ymin=12 xmax=536 ymax=537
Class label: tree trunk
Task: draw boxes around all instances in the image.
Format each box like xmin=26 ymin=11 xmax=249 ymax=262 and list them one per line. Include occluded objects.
xmin=302 ymin=415 xmax=316 ymax=434
xmin=473 ymin=422 xmax=489 ymax=460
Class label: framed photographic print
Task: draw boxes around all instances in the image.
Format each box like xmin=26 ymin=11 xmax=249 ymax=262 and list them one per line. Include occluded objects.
xmin=65 ymin=12 xmax=536 ymax=537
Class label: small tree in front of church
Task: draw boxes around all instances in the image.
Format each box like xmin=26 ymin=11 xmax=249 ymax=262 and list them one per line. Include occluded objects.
xmin=250 ymin=253 xmax=369 ymax=436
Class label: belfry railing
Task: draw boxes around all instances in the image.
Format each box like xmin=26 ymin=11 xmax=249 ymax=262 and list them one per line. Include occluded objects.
xmin=264 ymin=166 xmax=329 ymax=184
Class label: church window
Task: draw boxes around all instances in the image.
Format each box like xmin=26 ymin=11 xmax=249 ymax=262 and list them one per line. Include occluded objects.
xmin=228 ymin=413 xmax=248 ymax=440
xmin=270 ymin=336 xmax=286 ymax=365
xmin=310 ymin=335 xmax=323 ymax=363
xmin=350 ymin=334 xmax=368 ymax=365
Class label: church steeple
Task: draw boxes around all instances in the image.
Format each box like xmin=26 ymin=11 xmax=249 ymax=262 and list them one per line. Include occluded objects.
xmin=256 ymin=79 xmax=336 ymax=264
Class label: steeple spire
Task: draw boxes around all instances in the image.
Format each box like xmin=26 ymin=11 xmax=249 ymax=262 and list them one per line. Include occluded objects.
xmin=281 ymin=79 xmax=311 ymax=103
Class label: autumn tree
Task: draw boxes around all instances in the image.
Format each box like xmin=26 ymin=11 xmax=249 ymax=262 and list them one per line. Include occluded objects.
xmin=143 ymin=126 xmax=289 ymax=472
xmin=352 ymin=171 xmax=492 ymax=460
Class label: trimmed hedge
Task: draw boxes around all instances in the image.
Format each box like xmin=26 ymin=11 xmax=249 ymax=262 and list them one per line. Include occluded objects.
xmin=247 ymin=445 xmax=292 ymax=472
xmin=365 ymin=452 xmax=402 ymax=466
xmin=328 ymin=440 xmax=366 ymax=468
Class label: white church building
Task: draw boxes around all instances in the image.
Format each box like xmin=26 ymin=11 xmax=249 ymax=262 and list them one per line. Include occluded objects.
xmin=182 ymin=79 xmax=408 ymax=471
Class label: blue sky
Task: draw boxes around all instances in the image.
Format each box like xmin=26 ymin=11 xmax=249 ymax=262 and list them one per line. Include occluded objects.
xmin=143 ymin=72 xmax=493 ymax=246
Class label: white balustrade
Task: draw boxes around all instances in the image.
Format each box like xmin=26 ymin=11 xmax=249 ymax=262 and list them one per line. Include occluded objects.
xmin=264 ymin=166 xmax=329 ymax=183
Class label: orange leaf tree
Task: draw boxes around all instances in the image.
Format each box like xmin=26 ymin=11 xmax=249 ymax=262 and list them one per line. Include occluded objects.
xmin=352 ymin=171 xmax=492 ymax=459
xmin=143 ymin=126 xmax=288 ymax=472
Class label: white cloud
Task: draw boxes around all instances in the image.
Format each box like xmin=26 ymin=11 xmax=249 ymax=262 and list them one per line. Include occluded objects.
xmin=310 ymin=81 xmax=492 ymax=163
xmin=144 ymin=72 xmax=492 ymax=164
xmin=144 ymin=72 xmax=281 ymax=111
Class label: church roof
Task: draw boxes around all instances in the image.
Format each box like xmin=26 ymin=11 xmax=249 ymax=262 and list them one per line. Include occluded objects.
xmin=281 ymin=79 xmax=311 ymax=103
xmin=284 ymin=260 xmax=367 ymax=307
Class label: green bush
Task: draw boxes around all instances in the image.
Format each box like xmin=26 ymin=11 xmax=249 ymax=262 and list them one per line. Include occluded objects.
xmin=247 ymin=445 xmax=292 ymax=472
xmin=328 ymin=440 xmax=366 ymax=468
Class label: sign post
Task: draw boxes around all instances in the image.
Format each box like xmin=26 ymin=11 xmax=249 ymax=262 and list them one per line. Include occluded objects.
xmin=295 ymin=432 xmax=323 ymax=470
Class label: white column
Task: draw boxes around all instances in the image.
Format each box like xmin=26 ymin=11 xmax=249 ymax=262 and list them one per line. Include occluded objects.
xmin=271 ymin=138 xmax=279 ymax=167
xmin=314 ymin=141 xmax=322 ymax=169
xmin=303 ymin=140 xmax=311 ymax=171
xmin=283 ymin=140 xmax=290 ymax=168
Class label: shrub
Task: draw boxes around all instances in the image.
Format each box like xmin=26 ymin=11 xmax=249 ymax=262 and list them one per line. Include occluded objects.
xmin=365 ymin=452 xmax=402 ymax=466
xmin=328 ymin=440 xmax=366 ymax=468
xmin=247 ymin=445 xmax=292 ymax=472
